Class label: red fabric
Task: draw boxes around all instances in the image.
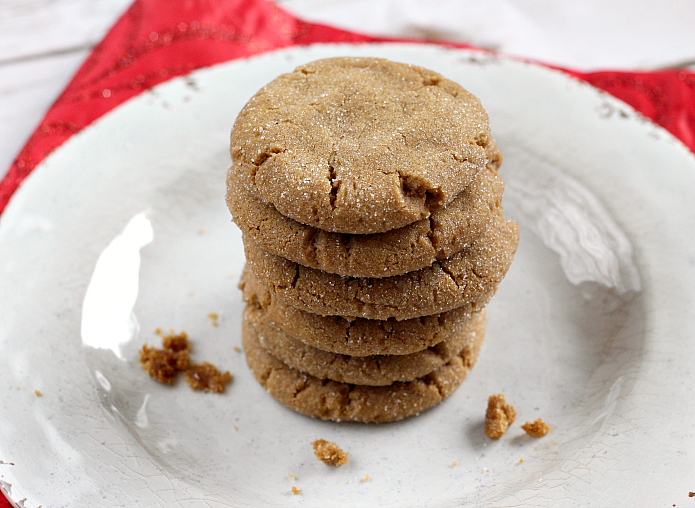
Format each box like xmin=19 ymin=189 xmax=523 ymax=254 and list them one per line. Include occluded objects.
xmin=0 ymin=1 xmax=693 ymax=503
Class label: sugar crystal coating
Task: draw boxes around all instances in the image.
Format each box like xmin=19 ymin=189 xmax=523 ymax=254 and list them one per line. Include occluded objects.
xmin=229 ymin=57 xmax=493 ymax=234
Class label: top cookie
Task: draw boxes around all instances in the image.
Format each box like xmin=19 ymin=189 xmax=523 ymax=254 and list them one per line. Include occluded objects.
xmin=229 ymin=57 xmax=493 ymax=234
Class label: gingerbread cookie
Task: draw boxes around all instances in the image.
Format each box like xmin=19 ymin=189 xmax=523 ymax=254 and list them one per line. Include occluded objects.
xmin=244 ymin=301 xmax=485 ymax=386
xmin=242 ymin=317 xmax=483 ymax=423
xmin=227 ymin=152 xmax=504 ymax=278
xmin=229 ymin=57 xmax=494 ymax=234
xmin=240 ymin=266 xmax=493 ymax=356
xmin=244 ymin=216 xmax=518 ymax=320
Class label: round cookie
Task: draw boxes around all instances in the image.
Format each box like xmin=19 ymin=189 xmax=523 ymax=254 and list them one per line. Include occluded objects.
xmin=241 ymin=317 xmax=483 ymax=423
xmin=244 ymin=302 xmax=486 ymax=386
xmin=240 ymin=266 xmax=494 ymax=356
xmin=244 ymin=216 xmax=519 ymax=320
xmin=229 ymin=56 xmax=494 ymax=234
xmin=227 ymin=148 xmax=504 ymax=278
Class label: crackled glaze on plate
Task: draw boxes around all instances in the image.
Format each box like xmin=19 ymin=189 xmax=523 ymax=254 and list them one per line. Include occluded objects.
xmin=1 ymin=44 xmax=694 ymax=508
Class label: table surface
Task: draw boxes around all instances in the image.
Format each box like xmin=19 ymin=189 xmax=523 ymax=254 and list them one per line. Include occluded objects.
xmin=1 ymin=0 xmax=694 ymax=186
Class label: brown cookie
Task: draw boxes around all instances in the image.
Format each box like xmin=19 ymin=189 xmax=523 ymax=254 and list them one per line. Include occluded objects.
xmin=229 ymin=57 xmax=493 ymax=234
xmin=244 ymin=216 xmax=519 ymax=320
xmin=240 ymin=265 xmax=493 ymax=356
xmin=244 ymin=302 xmax=486 ymax=386
xmin=241 ymin=316 xmax=483 ymax=423
xmin=226 ymin=149 xmax=504 ymax=278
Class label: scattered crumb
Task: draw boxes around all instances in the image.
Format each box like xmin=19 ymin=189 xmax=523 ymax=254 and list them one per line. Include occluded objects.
xmin=140 ymin=330 xmax=231 ymax=392
xmin=189 ymin=292 xmax=195 ymax=297
xmin=519 ymin=458 xmax=524 ymax=464
xmin=484 ymin=394 xmax=516 ymax=439
xmin=34 ymin=390 xmax=42 ymax=397
xmin=234 ymin=426 xmax=239 ymax=431
xmin=289 ymin=474 xmax=295 ymax=479
xmin=451 ymin=460 xmax=457 ymax=468
xmin=139 ymin=331 xmax=191 ymax=384
xmin=291 ymin=486 xmax=301 ymax=495
xmin=199 ymin=227 xmax=207 ymax=234
xmin=521 ymin=418 xmax=551 ymax=438
xmin=364 ymin=474 xmax=370 ymax=482
xmin=482 ymin=468 xmax=488 ymax=473
xmin=185 ymin=362 xmax=232 ymax=393
xmin=312 ymin=439 xmax=349 ymax=466
xmin=233 ymin=346 xmax=241 ymax=352
xmin=689 ymin=491 xmax=694 ymax=497
xmin=207 ymin=312 xmax=219 ymax=327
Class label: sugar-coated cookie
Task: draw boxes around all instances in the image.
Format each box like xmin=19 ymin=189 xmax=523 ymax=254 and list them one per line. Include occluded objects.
xmin=227 ymin=148 xmax=503 ymax=278
xmin=244 ymin=216 xmax=518 ymax=320
xmin=229 ymin=57 xmax=494 ymax=234
xmin=242 ymin=316 xmax=483 ymax=423
xmin=239 ymin=266 xmax=493 ymax=356
xmin=244 ymin=301 xmax=485 ymax=386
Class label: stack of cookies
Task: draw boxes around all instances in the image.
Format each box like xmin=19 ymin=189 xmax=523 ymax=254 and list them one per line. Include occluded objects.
xmin=226 ymin=57 xmax=518 ymax=423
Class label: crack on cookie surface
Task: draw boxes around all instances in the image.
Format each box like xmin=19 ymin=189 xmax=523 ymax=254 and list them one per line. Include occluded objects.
xmin=328 ymin=149 xmax=340 ymax=210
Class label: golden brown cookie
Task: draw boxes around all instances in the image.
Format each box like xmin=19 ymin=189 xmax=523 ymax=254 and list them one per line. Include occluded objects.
xmin=226 ymin=152 xmax=504 ymax=278
xmin=244 ymin=301 xmax=485 ymax=386
xmin=229 ymin=57 xmax=494 ymax=234
xmin=241 ymin=316 xmax=484 ymax=423
xmin=240 ymin=266 xmax=493 ymax=356
xmin=244 ymin=216 xmax=519 ymax=320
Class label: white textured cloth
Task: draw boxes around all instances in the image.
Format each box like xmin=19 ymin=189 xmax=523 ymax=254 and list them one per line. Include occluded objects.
xmin=277 ymin=0 xmax=695 ymax=70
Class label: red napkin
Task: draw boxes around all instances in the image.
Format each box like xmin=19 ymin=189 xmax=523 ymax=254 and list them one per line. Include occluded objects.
xmin=1 ymin=0 xmax=694 ymax=505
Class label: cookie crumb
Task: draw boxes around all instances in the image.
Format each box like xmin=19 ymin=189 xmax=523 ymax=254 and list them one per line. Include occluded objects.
xmin=291 ymin=486 xmax=301 ymax=495
xmin=199 ymin=227 xmax=207 ymax=234
xmin=364 ymin=474 xmax=370 ymax=482
xmin=207 ymin=312 xmax=219 ymax=327
xmin=141 ymin=330 xmax=231 ymax=392
xmin=185 ymin=362 xmax=232 ymax=393
xmin=312 ymin=439 xmax=349 ymax=466
xmin=689 ymin=491 xmax=694 ymax=497
xmin=484 ymin=394 xmax=516 ymax=439
xmin=519 ymin=458 xmax=524 ymax=464
xmin=233 ymin=346 xmax=241 ymax=352
xmin=34 ymin=390 xmax=42 ymax=397
xmin=451 ymin=460 xmax=457 ymax=468
xmin=289 ymin=474 xmax=295 ymax=479
xmin=234 ymin=426 xmax=239 ymax=431
xmin=521 ymin=418 xmax=551 ymax=438
xmin=139 ymin=331 xmax=191 ymax=384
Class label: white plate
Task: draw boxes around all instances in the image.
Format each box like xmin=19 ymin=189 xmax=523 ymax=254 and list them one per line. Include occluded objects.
xmin=1 ymin=43 xmax=694 ymax=508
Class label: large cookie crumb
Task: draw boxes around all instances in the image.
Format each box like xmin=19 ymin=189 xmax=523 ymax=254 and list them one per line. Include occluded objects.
xmin=521 ymin=418 xmax=551 ymax=438
xmin=312 ymin=439 xmax=349 ymax=466
xmin=139 ymin=331 xmax=191 ymax=384
xmin=185 ymin=362 xmax=232 ymax=393
xmin=484 ymin=393 xmax=516 ymax=439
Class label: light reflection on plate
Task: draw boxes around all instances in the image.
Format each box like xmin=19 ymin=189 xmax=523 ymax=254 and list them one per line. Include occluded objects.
xmin=1 ymin=43 xmax=694 ymax=508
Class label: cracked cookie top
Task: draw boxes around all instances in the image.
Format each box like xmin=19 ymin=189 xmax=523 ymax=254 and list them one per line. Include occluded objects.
xmin=229 ymin=57 xmax=493 ymax=234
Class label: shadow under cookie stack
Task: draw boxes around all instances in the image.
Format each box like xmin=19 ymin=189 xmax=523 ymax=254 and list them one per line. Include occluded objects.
xmin=226 ymin=57 xmax=518 ymax=423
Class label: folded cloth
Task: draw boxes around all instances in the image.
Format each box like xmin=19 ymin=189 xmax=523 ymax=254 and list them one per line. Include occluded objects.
xmin=0 ymin=0 xmax=694 ymax=504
